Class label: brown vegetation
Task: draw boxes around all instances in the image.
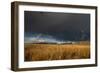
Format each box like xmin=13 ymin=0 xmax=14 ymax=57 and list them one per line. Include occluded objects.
xmin=24 ymin=43 xmax=90 ymax=61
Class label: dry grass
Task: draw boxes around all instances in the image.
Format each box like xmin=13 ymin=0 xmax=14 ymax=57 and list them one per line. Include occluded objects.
xmin=24 ymin=43 xmax=90 ymax=61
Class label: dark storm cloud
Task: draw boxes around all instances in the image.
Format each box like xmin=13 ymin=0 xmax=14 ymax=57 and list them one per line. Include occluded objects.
xmin=24 ymin=11 xmax=90 ymax=41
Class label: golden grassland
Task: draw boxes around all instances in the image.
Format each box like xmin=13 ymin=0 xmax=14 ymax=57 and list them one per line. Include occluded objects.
xmin=24 ymin=42 xmax=90 ymax=61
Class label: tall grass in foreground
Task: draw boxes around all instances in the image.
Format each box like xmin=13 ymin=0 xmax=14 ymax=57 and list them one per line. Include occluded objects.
xmin=24 ymin=43 xmax=90 ymax=61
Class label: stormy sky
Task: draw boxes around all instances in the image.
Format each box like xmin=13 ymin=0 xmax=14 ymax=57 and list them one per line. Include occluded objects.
xmin=24 ymin=11 xmax=90 ymax=41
